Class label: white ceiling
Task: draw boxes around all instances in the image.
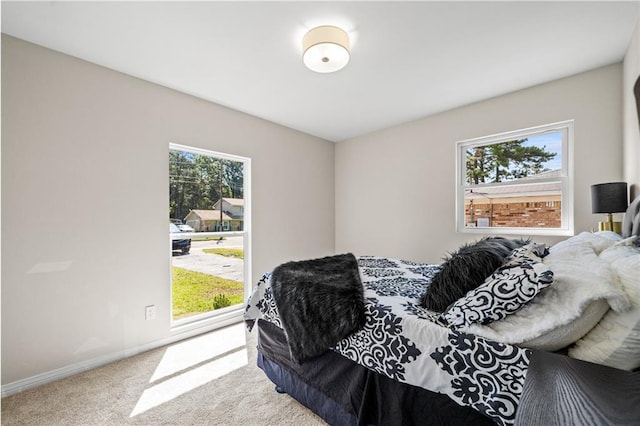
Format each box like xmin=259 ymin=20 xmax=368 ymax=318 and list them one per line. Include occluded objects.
xmin=2 ymin=1 xmax=639 ymax=142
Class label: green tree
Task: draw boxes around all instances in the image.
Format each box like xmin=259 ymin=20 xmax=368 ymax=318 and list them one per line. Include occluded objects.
xmin=466 ymin=138 xmax=556 ymax=184
xmin=467 ymin=146 xmax=487 ymax=185
xmin=169 ymin=151 xmax=199 ymax=220
xmin=223 ymin=160 xmax=244 ymax=199
xmin=194 ymin=154 xmax=219 ymax=210
xmin=169 ymin=150 xmax=245 ymax=221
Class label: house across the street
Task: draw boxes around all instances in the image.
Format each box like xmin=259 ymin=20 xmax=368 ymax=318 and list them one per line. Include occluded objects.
xmin=184 ymin=198 xmax=244 ymax=231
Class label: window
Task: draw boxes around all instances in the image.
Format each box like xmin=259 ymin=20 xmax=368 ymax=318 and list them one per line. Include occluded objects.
xmin=169 ymin=143 xmax=251 ymax=325
xmin=456 ymin=121 xmax=573 ymax=236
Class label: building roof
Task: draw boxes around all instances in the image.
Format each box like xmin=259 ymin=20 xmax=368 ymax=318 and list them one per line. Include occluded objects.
xmin=520 ymin=169 xmax=562 ymax=179
xmin=221 ymin=198 xmax=244 ymax=206
xmin=466 ymin=169 xmax=562 ymax=200
xmin=185 ymin=209 xmax=232 ymax=221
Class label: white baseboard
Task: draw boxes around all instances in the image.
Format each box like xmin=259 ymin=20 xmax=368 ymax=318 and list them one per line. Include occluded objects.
xmin=1 ymin=312 xmax=244 ymax=397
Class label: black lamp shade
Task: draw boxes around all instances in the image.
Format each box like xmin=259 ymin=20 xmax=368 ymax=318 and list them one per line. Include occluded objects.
xmin=591 ymin=182 xmax=628 ymax=214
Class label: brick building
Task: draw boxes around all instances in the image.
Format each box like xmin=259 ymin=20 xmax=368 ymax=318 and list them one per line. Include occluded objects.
xmin=464 ymin=175 xmax=562 ymax=228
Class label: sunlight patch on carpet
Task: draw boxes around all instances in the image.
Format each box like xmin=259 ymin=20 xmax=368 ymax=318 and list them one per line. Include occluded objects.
xmin=150 ymin=323 xmax=246 ymax=383
xmin=130 ymin=348 xmax=248 ymax=417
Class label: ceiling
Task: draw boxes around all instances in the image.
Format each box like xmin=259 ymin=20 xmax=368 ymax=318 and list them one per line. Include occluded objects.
xmin=2 ymin=1 xmax=639 ymax=142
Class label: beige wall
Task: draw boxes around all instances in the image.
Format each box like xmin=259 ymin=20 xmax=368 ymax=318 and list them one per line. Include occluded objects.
xmin=336 ymin=64 xmax=624 ymax=264
xmin=623 ymin=17 xmax=640 ymax=199
xmin=1 ymin=36 xmax=335 ymax=386
xmin=4 ymin=27 xmax=639 ymax=393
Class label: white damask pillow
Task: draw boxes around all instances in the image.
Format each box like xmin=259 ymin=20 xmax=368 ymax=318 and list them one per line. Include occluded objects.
xmin=441 ymin=243 xmax=553 ymax=328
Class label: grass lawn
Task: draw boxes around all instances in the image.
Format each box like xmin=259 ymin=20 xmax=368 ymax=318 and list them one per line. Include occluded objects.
xmin=203 ymin=247 xmax=244 ymax=259
xmin=172 ymin=267 xmax=243 ymax=320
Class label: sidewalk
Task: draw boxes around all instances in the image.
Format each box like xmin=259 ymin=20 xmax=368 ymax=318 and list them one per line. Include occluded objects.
xmin=171 ymin=237 xmax=244 ymax=282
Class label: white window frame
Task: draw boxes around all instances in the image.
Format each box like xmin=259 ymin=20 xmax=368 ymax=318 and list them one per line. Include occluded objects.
xmin=455 ymin=120 xmax=574 ymax=236
xmin=169 ymin=143 xmax=252 ymax=330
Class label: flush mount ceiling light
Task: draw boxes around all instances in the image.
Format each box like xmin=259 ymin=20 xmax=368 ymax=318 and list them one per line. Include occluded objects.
xmin=302 ymin=25 xmax=350 ymax=73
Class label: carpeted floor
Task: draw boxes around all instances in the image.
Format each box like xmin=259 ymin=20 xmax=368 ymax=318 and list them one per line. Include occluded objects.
xmin=1 ymin=323 xmax=326 ymax=425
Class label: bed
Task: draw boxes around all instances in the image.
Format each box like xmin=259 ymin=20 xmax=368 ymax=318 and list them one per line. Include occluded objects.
xmin=244 ymin=229 xmax=640 ymax=425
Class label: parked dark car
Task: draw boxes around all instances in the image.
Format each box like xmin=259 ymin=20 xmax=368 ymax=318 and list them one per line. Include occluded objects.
xmin=170 ymin=223 xmax=191 ymax=255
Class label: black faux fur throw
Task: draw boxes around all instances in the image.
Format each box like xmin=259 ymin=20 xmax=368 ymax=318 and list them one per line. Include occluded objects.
xmin=420 ymin=237 xmax=528 ymax=313
xmin=270 ymin=253 xmax=365 ymax=363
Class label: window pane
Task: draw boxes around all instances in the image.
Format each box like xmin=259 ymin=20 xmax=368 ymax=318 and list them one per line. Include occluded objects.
xmin=457 ymin=121 xmax=572 ymax=235
xmin=171 ymin=236 xmax=244 ymax=320
xmin=169 ymin=150 xmax=244 ymax=232
xmin=464 ymin=182 xmax=562 ymax=228
xmin=465 ymin=131 xmax=562 ymax=186
xmin=169 ymin=146 xmax=247 ymax=322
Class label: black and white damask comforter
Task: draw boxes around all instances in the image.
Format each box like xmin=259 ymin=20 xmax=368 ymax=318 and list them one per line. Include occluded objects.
xmin=245 ymin=256 xmax=531 ymax=426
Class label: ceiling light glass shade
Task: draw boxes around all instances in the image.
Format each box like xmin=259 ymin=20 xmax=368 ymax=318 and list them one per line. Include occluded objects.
xmin=302 ymin=26 xmax=350 ymax=73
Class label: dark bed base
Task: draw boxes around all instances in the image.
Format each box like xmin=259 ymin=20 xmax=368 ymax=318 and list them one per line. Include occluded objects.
xmin=256 ymin=320 xmax=495 ymax=426
xmin=256 ymin=319 xmax=640 ymax=425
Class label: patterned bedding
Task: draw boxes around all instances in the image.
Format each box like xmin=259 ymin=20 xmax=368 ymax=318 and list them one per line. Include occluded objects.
xmin=245 ymin=256 xmax=531 ymax=426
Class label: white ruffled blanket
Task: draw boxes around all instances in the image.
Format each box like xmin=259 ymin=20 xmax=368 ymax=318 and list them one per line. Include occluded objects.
xmin=462 ymin=232 xmax=630 ymax=351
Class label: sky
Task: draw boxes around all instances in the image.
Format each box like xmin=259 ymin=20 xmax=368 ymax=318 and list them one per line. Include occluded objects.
xmin=523 ymin=131 xmax=562 ymax=171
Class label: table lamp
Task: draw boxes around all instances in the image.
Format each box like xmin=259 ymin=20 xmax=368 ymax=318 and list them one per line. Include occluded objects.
xmin=591 ymin=182 xmax=628 ymax=234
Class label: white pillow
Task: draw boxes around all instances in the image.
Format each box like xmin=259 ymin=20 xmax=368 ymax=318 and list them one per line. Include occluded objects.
xmin=463 ymin=233 xmax=629 ymax=351
xmin=568 ymin=237 xmax=640 ymax=370
xmin=550 ymin=231 xmax=620 ymax=254
xmin=521 ymin=299 xmax=609 ymax=351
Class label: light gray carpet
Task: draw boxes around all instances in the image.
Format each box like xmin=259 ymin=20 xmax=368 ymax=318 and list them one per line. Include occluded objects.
xmin=1 ymin=323 xmax=326 ymax=425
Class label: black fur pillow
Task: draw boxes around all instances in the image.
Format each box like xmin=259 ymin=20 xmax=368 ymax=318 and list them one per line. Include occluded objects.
xmin=271 ymin=253 xmax=365 ymax=363
xmin=419 ymin=237 xmax=528 ymax=313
